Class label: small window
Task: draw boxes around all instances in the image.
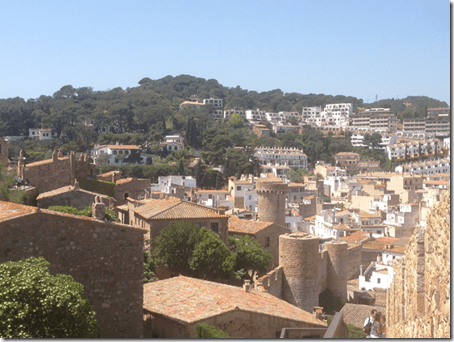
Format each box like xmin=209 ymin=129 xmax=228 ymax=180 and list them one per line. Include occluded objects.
xmin=377 ymin=278 xmax=381 ymax=284
xmin=265 ymin=237 xmax=270 ymax=247
xmin=208 ymin=194 xmax=213 ymax=199
xmin=196 ymin=223 xmax=201 ymax=229
xmin=236 ymin=186 xmax=241 ymax=191
xmin=124 ymin=193 xmax=129 ymax=200
xmin=210 ymin=222 xmax=219 ymax=233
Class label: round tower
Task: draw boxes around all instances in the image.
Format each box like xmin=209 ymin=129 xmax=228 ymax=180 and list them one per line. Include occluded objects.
xmin=256 ymin=181 xmax=289 ymax=226
xmin=324 ymin=240 xmax=348 ymax=301
xmin=279 ymin=232 xmax=320 ymax=312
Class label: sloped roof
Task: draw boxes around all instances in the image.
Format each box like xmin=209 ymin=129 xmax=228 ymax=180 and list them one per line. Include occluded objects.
xmin=340 ymin=303 xmax=386 ymax=329
xmin=132 ymin=198 xmax=228 ymax=220
xmin=143 ymin=276 xmax=327 ymax=326
xmin=362 ymin=237 xmax=399 ymax=250
xmin=339 ymin=230 xmax=370 ymax=243
xmin=0 ymin=201 xmax=37 ymax=221
xmin=228 ymin=216 xmax=289 ymax=235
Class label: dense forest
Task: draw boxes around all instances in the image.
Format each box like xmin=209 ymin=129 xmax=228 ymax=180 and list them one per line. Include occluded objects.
xmin=0 ymin=75 xmax=448 ymax=185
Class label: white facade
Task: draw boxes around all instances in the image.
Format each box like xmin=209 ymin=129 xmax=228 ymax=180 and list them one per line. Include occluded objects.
xmin=224 ymin=109 xmax=245 ymax=120
xmin=203 ymin=98 xmax=223 ymax=110
xmin=150 ymin=175 xmax=196 ymax=192
xmin=197 ymin=190 xmax=233 ymax=209
xmin=301 ymin=106 xmax=322 ymax=126
xmin=245 ymin=109 xmax=267 ymax=122
xmin=29 ymin=128 xmax=54 ymax=140
xmin=394 ymin=157 xmax=450 ymax=175
xmin=90 ymin=143 xmax=142 ymax=165
xmin=310 ymin=210 xmax=351 ymax=239
xmin=254 ymin=146 xmax=308 ymax=170
xmin=359 ymin=262 xmax=394 ymax=291
xmin=322 ymin=103 xmax=352 ymax=127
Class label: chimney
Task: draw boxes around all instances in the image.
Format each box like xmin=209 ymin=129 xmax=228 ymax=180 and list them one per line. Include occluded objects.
xmin=243 ymin=279 xmax=251 ymax=292
xmin=217 ymin=206 xmax=227 ymax=215
xmin=74 ymin=179 xmax=79 ymax=190
xmin=116 ymin=141 xmax=120 ymax=146
xmin=313 ymin=306 xmax=324 ymax=320
xmin=360 ymin=265 xmax=363 ymax=276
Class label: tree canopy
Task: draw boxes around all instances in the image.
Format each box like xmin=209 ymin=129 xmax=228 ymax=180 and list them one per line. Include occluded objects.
xmin=0 ymin=257 xmax=101 ymax=338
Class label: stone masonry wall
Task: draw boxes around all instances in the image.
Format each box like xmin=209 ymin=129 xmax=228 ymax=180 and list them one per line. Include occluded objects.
xmin=37 ymin=186 xmax=112 ymax=210
xmin=0 ymin=208 xmax=146 ymax=338
xmin=258 ymin=266 xmax=284 ymax=299
xmin=386 ymin=191 xmax=450 ymax=338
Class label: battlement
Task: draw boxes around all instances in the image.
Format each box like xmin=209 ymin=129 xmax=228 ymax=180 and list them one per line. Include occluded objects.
xmin=256 ymin=181 xmax=289 ymax=194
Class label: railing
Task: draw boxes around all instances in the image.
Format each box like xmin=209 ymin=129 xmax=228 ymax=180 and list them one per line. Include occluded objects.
xmin=279 ymin=311 xmax=353 ymax=338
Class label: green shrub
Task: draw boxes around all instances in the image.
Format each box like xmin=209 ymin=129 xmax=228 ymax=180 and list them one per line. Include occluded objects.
xmin=79 ymin=179 xmax=116 ymax=198
xmin=47 ymin=205 xmax=119 ymax=223
xmin=195 ymin=323 xmax=231 ymax=338
xmin=319 ymin=289 xmax=344 ymax=315
xmin=326 ymin=315 xmax=366 ymax=338
xmin=0 ymin=257 xmax=101 ymax=338
xmin=105 ymin=208 xmax=119 ymax=222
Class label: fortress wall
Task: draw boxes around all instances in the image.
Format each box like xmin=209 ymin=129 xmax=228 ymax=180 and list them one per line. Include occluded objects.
xmin=317 ymin=250 xmax=328 ymax=293
xmin=386 ymin=191 xmax=450 ymax=338
xmin=345 ymin=244 xmax=362 ymax=280
xmin=258 ymin=266 xmax=284 ymax=299
xmin=0 ymin=209 xmax=146 ymax=338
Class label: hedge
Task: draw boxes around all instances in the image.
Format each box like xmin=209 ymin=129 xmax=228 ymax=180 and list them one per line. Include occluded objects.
xmin=79 ymin=179 xmax=116 ymax=198
xmin=195 ymin=323 xmax=231 ymax=338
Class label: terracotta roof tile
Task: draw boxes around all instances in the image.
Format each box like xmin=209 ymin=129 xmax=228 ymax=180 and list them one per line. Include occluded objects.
xmin=340 ymin=230 xmax=370 ymax=243
xmin=228 ymin=216 xmax=289 ymax=235
xmin=133 ymin=198 xmax=228 ymax=220
xmin=143 ymin=276 xmax=327 ymax=326
xmin=0 ymin=201 xmax=37 ymax=221
xmin=362 ymin=237 xmax=399 ymax=250
xmin=340 ymin=303 xmax=385 ymax=329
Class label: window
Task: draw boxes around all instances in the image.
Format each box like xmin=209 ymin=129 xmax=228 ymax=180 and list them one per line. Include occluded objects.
xmin=377 ymin=278 xmax=381 ymax=284
xmin=210 ymin=222 xmax=219 ymax=233
xmin=208 ymin=194 xmax=212 ymax=199
xmin=265 ymin=237 xmax=270 ymax=247
xmin=196 ymin=223 xmax=201 ymax=229
xmin=236 ymin=186 xmax=241 ymax=191
xmin=124 ymin=193 xmax=129 ymax=200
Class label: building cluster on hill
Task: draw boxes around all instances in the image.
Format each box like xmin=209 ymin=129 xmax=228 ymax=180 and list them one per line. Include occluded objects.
xmin=0 ymin=103 xmax=450 ymax=339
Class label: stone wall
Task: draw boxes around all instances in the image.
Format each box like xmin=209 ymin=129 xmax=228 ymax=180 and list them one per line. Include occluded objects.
xmin=115 ymin=178 xmax=151 ymax=205
xmin=257 ymin=182 xmax=289 ymax=226
xmin=18 ymin=150 xmax=96 ymax=194
xmin=258 ymin=266 xmax=283 ymax=298
xmin=145 ymin=308 xmax=326 ymax=338
xmin=37 ymin=186 xmax=113 ymax=210
xmin=0 ymin=206 xmax=146 ymax=338
xmin=386 ymin=191 xmax=450 ymax=338
xmin=345 ymin=244 xmax=362 ymax=280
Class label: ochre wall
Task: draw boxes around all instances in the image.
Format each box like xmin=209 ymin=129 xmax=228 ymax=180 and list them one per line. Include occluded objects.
xmin=0 ymin=208 xmax=146 ymax=338
xmin=386 ymin=191 xmax=450 ymax=338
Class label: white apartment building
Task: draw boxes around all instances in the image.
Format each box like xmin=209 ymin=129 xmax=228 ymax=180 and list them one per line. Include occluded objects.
xmin=272 ymin=124 xmax=299 ymax=134
xmin=245 ymin=109 xmax=267 ymax=122
xmin=224 ymin=109 xmax=245 ymax=120
xmin=385 ymin=139 xmax=441 ymax=161
xmin=254 ymin=146 xmax=308 ymax=170
xmin=395 ymin=157 xmax=450 ymax=175
xmin=203 ymin=98 xmax=223 ymax=110
xmin=322 ymin=103 xmax=352 ymax=127
xmin=301 ymin=106 xmax=322 ymax=125
xmin=197 ymin=190 xmax=233 ymax=210
xmin=352 ymin=108 xmax=398 ymax=132
xmin=311 ymin=209 xmax=351 ymax=239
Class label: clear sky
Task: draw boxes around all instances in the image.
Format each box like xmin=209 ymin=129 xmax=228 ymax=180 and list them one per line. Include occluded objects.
xmin=0 ymin=0 xmax=450 ymax=104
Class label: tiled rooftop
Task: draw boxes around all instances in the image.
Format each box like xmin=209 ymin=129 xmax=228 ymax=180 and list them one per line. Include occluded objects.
xmin=362 ymin=237 xmax=399 ymax=250
xmin=0 ymin=201 xmax=37 ymax=221
xmin=340 ymin=303 xmax=386 ymax=329
xmin=340 ymin=230 xmax=370 ymax=243
xmin=133 ymin=198 xmax=228 ymax=220
xmin=27 ymin=157 xmax=69 ymax=167
xmin=228 ymin=216 xmax=280 ymax=234
xmin=143 ymin=276 xmax=327 ymax=326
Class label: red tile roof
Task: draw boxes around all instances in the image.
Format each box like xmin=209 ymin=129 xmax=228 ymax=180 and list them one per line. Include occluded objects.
xmin=340 ymin=230 xmax=370 ymax=243
xmin=143 ymin=276 xmax=327 ymax=326
xmin=0 ymin=201 xmax=37 ymax=221
xmin=133 ymin=198 xmax=228 ymax=220
xmin=362 ymin=237 xmax=399 ymax=250
xmin=228 ymin=216 xmax=282 ymax=235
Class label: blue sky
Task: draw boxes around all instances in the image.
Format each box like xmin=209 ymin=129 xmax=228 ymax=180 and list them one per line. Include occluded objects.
xmin=0 ymin=0 xmax=450 ymax=104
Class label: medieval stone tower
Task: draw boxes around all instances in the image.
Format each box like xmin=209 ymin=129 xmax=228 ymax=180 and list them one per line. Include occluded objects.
xmin=279 ymin=233 xmax=320 ymax=312
xmin=324 ymin=240 xmax=348 ymax=301
xmin=256 ymin=181 xmax=289 ymax=226
xmin=269 ymin=233 xmax=349 ymax=313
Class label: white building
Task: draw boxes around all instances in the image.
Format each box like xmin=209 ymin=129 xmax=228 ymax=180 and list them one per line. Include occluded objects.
xmin=29 ymin=128 xmax=55 ymax=140
xmin=197 ymin=190 xmax=233 ymax=210
xmin=150 ymin=175 xmax=197 ymax=192
xmin=203 ymin=98 xmax=223 ymax=110
xmin=224 ymin=109 xmax=245 ymax=120
xmin=310 ymin=209 xmax=352 ymax=239
xmin=322 ymin=103 xmax=352 ymax=127
xmin=301 ymin=106 xmax=322 ymax=126
xmin=160 ymin=135 xmax=185 ymax=152
xmin=245 ymin=109 xmax=267 ymax=122
xmin=359 ymin=262 xmax=394 ymax=291
xmin=394 ymin=157 xmax=450 ymax=175
xmin=254 ymin=146 xmax=308 ymax=170
xmin=91 ymin=142 xmax=142 ymax=165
